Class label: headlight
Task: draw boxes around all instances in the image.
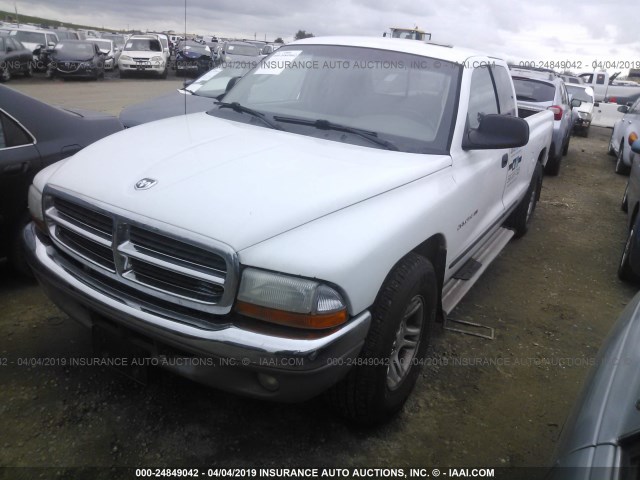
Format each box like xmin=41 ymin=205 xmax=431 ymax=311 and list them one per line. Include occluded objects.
xmin=28 ymin=185 xmax=46 ymax=233
xmin=151 ymin=56 xmax=163 ymax=62
xmin=120 ymin=54 xmax=132 ymax=61
xmin=80 ymin=62 xmax=92 ymax=68
xmin=236 ymin=268 xmax=348 ymax=329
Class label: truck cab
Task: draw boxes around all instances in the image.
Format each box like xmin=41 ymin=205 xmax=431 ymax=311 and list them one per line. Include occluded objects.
xmin=579 ymin=71 xmax=640 ymax=102
xmin=384 ymin=27 xmax=431 ymax=41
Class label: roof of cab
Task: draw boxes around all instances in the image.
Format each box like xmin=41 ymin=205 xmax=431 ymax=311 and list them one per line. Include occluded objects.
xmin=290 ymin=36 xmax=495 ymax=64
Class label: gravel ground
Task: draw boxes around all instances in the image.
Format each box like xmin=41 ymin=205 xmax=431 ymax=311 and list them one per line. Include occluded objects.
xmin=0 ymin=77 xmax=636 ymax=479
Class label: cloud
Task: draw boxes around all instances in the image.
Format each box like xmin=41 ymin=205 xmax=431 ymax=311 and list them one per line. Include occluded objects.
xmin=2 ymin=0 xmax=639 ymax=71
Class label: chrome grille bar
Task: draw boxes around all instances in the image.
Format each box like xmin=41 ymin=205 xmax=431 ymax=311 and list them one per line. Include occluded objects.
xmin=43 ymin=189 xmax=238 ymax=316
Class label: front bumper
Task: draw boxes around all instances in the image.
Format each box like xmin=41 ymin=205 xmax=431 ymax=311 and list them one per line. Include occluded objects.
xmin=119 ymin=60 xmax=165 ymax=74
xmin=24 ymin=223 xmax=371 ymax=401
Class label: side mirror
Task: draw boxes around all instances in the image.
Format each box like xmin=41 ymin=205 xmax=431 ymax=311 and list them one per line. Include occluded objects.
xmin=462 ymin=114 xmax=529 ymax=150
xmin=570 ymin=98 xmax=582 ymax=108
xmin=632 ymin=139 xmax=640 ymax=155
xmin=183 ymin=79 xmax=193 ymax=87
xmin=619 ymin=105 xmax=630 ymax=113
xmin=225 ymin=75 xmax=241 ymax=93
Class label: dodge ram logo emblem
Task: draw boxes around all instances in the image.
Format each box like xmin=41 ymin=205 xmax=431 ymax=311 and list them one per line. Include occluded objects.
xmin=135 ymin=178 xmax=157 ymax=190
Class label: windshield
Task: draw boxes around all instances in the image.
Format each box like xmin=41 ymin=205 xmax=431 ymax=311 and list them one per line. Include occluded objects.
xmin=56 ymin=31 xmax=78 ymax=40
xmin=54 ymin=42 xmax=95 ymax=57
xmin=103 ymin=35 xmax=125 ymax=46
xmin=567 ymin=86 xmax=593 ymax=103
xmin=13 ymin=31 xmax=46 ymax=44
xmin=215 ymin=45 xmax=461 ymax=153
xmin=186 ymin=64 xmax=254 ymax=97
xmin=226 ymin=44 xmax=260 ymax=56
xmin=124 ymin=38 xmax=162 ymax=52
xmin=92 ymin=40 xmax=112 ymax=51
xmin=512 ymin=78 xmax=555 ymax=103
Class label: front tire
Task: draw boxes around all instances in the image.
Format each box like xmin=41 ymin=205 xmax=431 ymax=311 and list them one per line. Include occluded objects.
xmin=622 ymin=183 xmax=629 ymax=213
xmin=616 ymin=141 xmax=630 ymax=175
xmin=326 ymin=253 xmax=436 ymax=425
xmin=0 ymin=67 xmax=11 ymax=82
xmin=24 ymin=62 xmax=33 ymax=77
xmin=505 ymin=162 xmax=543 ymax=238
xmin=562 ymin=135 xmax=570 ymax=156
xmin=619 ymin=215 xmax=640 ymax=283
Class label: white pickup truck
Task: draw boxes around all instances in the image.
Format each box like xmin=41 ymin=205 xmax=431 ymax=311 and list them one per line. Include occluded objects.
xmin=25 ymin=37 xmax=553 ymax=425
xmin=579 ymin=71 xmax=640 ymax=103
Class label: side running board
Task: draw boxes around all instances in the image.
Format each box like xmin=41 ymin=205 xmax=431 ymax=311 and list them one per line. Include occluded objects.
xmin=441 ymin=227 xmax=515 ymax=315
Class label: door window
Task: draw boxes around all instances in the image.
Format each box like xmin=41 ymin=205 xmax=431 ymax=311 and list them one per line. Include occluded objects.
xmin=467 ymin=66 xmax=498 ymax=129
xmin=0 ymin=112 xmax=33 ymax=148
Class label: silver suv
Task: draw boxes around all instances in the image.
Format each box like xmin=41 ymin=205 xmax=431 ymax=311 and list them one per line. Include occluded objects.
xmin=510 ymin=66 xmax=573 ymax=175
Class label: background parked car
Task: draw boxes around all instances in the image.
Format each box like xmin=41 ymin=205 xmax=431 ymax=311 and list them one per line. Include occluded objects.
xmin=0 ymin=85 xmax=123 ymax=275
xmin=174 ymin=40 xmax=214 ymax=76
xmin=118 ymin=35 xmax=167 ymax=78
xmin=46 ymin=40 xmax=106 ymax=80
xmin=9 ymin=28 xmax=58 ymax=71
xmin=510 ymin=66 xmax=573 ymax=175
xmin=619 ymin=139 xmax=640 ymax=283
xmin=91 ymin=38 xmax=117 ymax=70
xmin=609 ymin=98 xmax=640 ymax=175
xmin=0 ymin=33 xmax=33 ymax=82
xmin=549 ymin=291 xmax=640 ymax=478
xmin=217 ymin=41 xmax=261 ymax=66
xmin=567 ymin=84 xmax=596 ymax=137
xmin=54 ymin=30 xmax=80 ymax=41
xmin=119 ymin=62 xmax=253 ymax=127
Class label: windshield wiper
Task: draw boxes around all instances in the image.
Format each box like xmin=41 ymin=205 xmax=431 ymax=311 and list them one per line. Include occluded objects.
xmin=215 ymin=101 xmax=282 ymax=130
xmin=273 ymin=116 xmax=398 ymax=151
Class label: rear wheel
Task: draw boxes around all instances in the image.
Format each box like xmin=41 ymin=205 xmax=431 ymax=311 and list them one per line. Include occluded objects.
xmin=326 ymin=253 xmax=436 ymax=425
xmin=562 ymin=135 xmax=570 ymax=156
xmin=544 ymin=144 xmax=561 ymax=176
xmin=616 ymin=141 xmax=631 ymax=175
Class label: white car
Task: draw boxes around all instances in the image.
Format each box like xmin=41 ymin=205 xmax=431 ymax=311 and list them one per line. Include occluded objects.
xmin=567 ymin=84 xmax=596 ymax=137
xmin=9 ymin=28 xmax=59 ymax=70
xmin=91 ymin=38 xmax=117 ymax=70
xmin=118 ymin=35 xmax=168 ymax=78
xmin=609 ymin=97 xmax=640 ymax=174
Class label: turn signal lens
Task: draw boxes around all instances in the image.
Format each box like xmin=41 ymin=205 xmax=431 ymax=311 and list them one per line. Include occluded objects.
xmin=629 ymin=132 xmax=638 ymax=146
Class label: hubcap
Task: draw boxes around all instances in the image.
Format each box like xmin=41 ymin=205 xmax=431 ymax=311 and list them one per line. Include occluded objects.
xmin=386 ymin=295 xmax=424 ymax=390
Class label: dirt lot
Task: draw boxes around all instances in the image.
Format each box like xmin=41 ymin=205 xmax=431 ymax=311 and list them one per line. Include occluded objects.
xmin=0 ymin=79 xmax=637 ymax=479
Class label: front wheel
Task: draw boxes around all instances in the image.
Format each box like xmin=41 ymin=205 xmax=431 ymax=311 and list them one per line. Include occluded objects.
xmin=326 ymin=253 xmax=436 ymax=425
xmin=0 ymin=67 xmax=10 ymax=82
xmin=616 ymin=141 xmax=630 ymax=175
xmin=619 ymin=215 xmax=640 ymax=283
xmin=505 ymin=162 xmax=543 ymax=238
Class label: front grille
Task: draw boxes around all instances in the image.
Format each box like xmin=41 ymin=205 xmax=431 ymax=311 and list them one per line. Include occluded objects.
xmin=44 ymin=191 xmax=238 ymax=316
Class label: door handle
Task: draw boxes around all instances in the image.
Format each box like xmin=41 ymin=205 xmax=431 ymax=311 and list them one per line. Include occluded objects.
xmin=2 ymin=162 xmax=28 ymax=174
xmin=501 ymin=154 xmax=508 ymax=168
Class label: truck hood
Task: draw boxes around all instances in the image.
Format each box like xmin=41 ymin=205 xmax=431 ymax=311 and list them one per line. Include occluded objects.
xmin=46 ymin=112 xmax=450 ymax=251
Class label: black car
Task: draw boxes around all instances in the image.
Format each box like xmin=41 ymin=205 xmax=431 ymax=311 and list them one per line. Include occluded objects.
xmin=0 ymin=85 xmax=123 ymax=275
xmin=0 ymin=34 xmax=33 ymax=82
xmin=120 ymin=63 xmax=252 ymax=127
xmin=46 ymin=40 xmax=106 ymax=80
xmin=174 ymin=41 xmax=215 ymax=76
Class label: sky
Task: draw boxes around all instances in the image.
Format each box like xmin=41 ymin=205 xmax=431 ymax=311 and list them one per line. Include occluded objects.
xmin=2 ymin=0 xmax=640 ymax=74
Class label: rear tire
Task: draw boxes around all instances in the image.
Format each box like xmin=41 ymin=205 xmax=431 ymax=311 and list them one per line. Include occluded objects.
xmin=544 ymin=144 xmax=561 ymax=176
xmin=505 ymin=162 xmax=543 ymax=238
xmin=326 ymin=253 xmax=436 ymax=426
